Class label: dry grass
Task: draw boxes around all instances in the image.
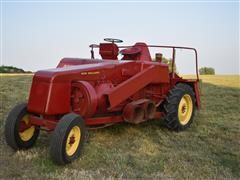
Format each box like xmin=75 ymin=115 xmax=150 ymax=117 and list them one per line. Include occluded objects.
xmin=0 ymin=75 xmax=239 ymax=179
xmin=184 ymin=75 xmax=240 ymax=88
xmin=0 ymin=73 xmax=33 ymax=76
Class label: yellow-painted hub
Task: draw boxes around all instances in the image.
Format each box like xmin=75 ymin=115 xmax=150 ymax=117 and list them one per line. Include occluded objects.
xmin=65 ymin=126 xmax=81 ymax=156
xmin=19 ymin=114 xmax=35 ymax=141
xmin=178 ymin=94 xmax=193 ymax=125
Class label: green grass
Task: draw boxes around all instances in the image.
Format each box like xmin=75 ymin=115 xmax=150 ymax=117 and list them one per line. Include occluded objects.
xmin=0 ymin=75 xmax=239 ymax=179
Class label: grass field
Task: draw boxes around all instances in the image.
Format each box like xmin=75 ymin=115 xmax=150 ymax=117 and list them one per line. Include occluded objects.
xmin=0 ymin=75 xmax=239 ymax=179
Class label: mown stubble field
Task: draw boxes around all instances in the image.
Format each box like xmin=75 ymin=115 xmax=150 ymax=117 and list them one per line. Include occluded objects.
xmin=0 ymin=75 xmax=239 ymax=179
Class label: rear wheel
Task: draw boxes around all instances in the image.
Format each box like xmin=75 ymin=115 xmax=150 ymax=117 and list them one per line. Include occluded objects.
xmin=50 ymin=113 xmax=86 ymax=165
xmin=163 ymin=83 xmax=196 ymax=131
xmin=4 ymin=103 xmax=40 ymax=149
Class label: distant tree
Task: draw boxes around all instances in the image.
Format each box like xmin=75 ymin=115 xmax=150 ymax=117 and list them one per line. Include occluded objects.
xmin=0 ymin=65 xmax=30 ymax=73
xmin=199 ymin=67 xmax=215 ymax=75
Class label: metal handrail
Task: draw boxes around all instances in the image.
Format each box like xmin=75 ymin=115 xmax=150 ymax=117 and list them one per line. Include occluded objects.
xmin=89 ymin=44 xmax=199 ymax=80
xmin=147 ymin=45 xmax=199 ymax=80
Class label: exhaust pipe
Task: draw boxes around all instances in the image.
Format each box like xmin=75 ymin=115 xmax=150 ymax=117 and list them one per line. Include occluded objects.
xmin=142 ymin=101 xmax=156 ymax=119
xmin=123 ymin=103 xmax=144 ymax=124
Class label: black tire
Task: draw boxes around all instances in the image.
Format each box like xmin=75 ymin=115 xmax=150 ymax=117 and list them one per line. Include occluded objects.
xmin=50 ymin=113 xmax=86 ymax=165
xmin=4 ymin=103 xmax=40 ymax=150
xmin=163 ymin=83 xmax=196 ymax=131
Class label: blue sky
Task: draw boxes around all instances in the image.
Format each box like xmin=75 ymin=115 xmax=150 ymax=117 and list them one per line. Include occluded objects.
xmin=1 ymin=1 xmax=239 ymax=74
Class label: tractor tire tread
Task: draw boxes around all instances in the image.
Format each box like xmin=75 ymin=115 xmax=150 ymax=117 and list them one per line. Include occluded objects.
xmin=163 ymin=83 xmax=196 ymax=131
xmin=4 ymin=103 xmax=40 ymax=150
xmin=50 ymin=113 xmax=86 ymax=165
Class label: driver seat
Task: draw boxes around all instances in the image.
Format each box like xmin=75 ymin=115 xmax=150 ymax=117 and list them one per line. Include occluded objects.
xmin=99 ymin=43 xmax=119 ymax=60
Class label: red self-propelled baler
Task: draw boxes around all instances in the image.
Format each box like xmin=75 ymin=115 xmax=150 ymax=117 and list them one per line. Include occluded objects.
xmin=4 ymin=38 xmax=201 ymax=164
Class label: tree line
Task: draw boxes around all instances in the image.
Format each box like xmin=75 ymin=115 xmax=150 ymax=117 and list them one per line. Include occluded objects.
xmin=0 ymin=65 xmax=32 ymax=73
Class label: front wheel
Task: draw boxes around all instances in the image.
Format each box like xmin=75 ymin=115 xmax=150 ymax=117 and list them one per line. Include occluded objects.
xmin=4 ymin=103 xmax=40 ymax=149
xmin=50 ymin=113 xmax=86 ymax=165
xmin=163 ymin=83 xmax=196 ymax=131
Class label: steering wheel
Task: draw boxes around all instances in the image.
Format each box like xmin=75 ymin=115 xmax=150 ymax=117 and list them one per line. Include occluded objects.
xmin=104 ymin=38 xmax=123 ymax=43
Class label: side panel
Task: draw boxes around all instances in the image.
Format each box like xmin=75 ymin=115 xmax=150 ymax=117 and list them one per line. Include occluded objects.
xmin=45 ymin=83 xmax=71 ymax=115
xmin=106 ymin=65 xmax=169 ymax=109
xmin=193 ymin=81 xmax=201 ymax=110
xmin=27 ymin=81 xmax=71 ymax=115
xmin=27 ymin=81 xmax=50 ymax=114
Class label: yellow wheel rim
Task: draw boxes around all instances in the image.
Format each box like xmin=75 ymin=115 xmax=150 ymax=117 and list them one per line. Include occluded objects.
xmin=65 ymin=126 xmax=81 ymax=156
xmin=19 ymin=114 xmax=35 ymax=141
xmin=178 ymin=94 xmax=193 ymax=125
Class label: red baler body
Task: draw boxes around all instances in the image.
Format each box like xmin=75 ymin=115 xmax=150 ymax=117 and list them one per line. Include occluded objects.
xmin=26 ymin=42 xmax=200 ymax=130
